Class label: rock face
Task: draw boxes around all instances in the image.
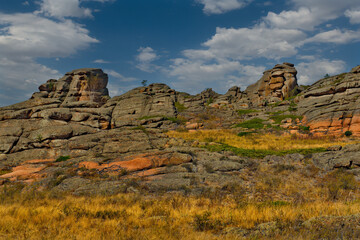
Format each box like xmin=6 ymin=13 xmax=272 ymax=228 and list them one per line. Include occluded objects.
xmin=34 ymin=68 xmax=109 ymax=107
xmin=244 ymin=63 xmax=298 ymax=106
xmin=297 ymin=65 xmax=360 ymax=136
xmin=1 ymin=64 xmax=360 ymax=193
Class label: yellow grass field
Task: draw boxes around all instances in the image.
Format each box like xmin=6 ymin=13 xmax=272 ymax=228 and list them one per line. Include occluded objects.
xmin=167 ymin=129 xmax=356 ymax=150
xmin=1 ymin=189 xmax=360 ymax=240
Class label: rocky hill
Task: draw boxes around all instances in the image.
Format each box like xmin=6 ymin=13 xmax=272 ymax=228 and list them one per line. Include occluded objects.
xmin=0 ymin=63 xmax=360 ymax=195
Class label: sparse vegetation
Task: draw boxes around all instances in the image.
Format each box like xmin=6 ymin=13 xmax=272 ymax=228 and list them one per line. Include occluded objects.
xmin=55 ymin=155 xmax=71 ymax=162
xmin=237 ymin=109 xmax=258 ymax=115
xmin=175 ymin=102 xmax=187 ymax=112
xmin=234 ymin=118 xmax=265 ymax=129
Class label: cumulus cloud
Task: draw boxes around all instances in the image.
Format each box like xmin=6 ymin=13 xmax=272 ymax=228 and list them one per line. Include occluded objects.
xmin=196 ymin=0 xmax=252 ymax=14
xmin=0 ymin=13 xmax=98 ymax=106
xmin=0 ymin=13 xmax=98 ymax=58
xmin=136 ymin=47 xmax=159 ymax=72
xmin=200 ymin=27 xmax=306 ymax=60
xmin=305 ymin=29 xmax=360 ymax=44
xmin=39 ymin=0 xmax=93 ymax=19
xmin=345 ymin=9 xmax=360 ymax=24
xmin=168 ymin=57 xmax=265 ymax=94
xmin=264 ymin=0 xmax=360 ymax=31
xmin=105 ymin=69 xmax=137 ymax=82
xmin=297 ymin=59 xmax=346 ymax=85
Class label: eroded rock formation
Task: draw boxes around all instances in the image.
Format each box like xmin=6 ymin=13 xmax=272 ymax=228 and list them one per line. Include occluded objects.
xmin=297 ymin=65 xmax=360 ymax=136
xmin=244 ymin=63 xmax=298 ymax=106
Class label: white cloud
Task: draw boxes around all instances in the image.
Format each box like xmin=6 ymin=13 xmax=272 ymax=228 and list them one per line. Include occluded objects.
xmin=93 ymin=59 xmax=110 ymax=63
xmin=197 ymin=26 xmax=306 ymax=60
xmin=345 ymin=9 xmax=360 ymax=24
xmin=265 ymin=0 xmax=360 ymax=30
xmin=0 ymin=13 xmax=98 ymax=58
xmin=168 ymin=57 xmax=265 ymax=93
xmin=105 ymin=69 xmax=137 ymax=82
xmin=0 ymin=13 xmax=98 ymax=106
xmin=264 ymin=8 xmax=318 ymax=31
xmin=136 ymin=47 xmax=159 ymax=72
xmin=196 ymin=0 xmax=252 ymax=15
xmin=297 ymin=59 xmax=346 ymax=85
xmin=39 ymin=0 xmax=92 ymax=19
xmin=305 ymin=29 xmax=360 ymax=44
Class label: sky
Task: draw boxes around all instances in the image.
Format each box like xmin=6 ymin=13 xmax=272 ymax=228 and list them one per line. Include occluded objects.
xmin=0 ymin=0 xmax=359 ymax=106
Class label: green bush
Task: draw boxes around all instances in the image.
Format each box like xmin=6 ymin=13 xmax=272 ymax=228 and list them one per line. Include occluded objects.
xmin=345 ymin=131 xmax=352 ymax=137
xmin=55 ymin=156 xmax=71 ymax=162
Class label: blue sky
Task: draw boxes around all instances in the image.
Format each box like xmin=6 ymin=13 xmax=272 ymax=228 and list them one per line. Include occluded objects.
xmin=0 ymin=0 xmax=359 ymax=106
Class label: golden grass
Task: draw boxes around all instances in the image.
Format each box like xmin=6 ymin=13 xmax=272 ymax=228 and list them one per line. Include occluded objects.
xmin=1 ymin=191 xmax=360 ymax=240
xmin=167 ymin=129 xmax=356 ymax=150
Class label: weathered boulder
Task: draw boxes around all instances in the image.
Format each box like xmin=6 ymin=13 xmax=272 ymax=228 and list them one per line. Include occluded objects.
xmin=244 ymin=63 xmax=298 ymax=106
xmin=297 ymin=67 xmax=360 ymax=136
xmin=107 ymin=83 xmax=177 ymax=128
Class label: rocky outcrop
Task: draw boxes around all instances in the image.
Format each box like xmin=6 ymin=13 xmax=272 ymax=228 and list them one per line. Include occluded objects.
xmin=106 ymin=83 xmax=178 ymax=128
xmin=33 ymin=68 xmax=110 ymax=107
xmin=244 ymin=63 xmax=298 ymax=106
xmin=297 ymin=65 xmax=360 ymax=136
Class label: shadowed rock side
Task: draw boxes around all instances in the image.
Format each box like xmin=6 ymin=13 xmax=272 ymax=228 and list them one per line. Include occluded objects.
xmin=297 ymin=65 xmax=360 ymax=136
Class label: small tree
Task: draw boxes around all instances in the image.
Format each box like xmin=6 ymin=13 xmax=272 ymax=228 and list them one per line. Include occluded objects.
xmin=324 ymin=74 xmax=330 ymax=78
xmin=141 ymin=80 xmax=148 ymax=86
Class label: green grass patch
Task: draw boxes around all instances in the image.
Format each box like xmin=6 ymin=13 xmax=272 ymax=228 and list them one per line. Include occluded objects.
xmin=237 ymin=109 xmax=258 ymax=115
xmin=175 ymin=102 xmax=187 ymax=112
xmin=203 ymin=143 xmax=326 ymax=159
xmin=234 ymin=118 xmax=265 ymax=129
xmin=299 ymin=125 xmax=310 ymax=132
xmin=56 ymin=156 xmax=71 ymax=162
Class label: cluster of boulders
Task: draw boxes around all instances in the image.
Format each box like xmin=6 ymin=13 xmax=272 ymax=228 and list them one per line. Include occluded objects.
xmin=1 ymin=63 xmax=360 ymax=191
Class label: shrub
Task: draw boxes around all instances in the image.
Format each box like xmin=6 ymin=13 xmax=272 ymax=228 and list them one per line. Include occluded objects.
xmin=234 ymin=118 xmax=264 ymax=129
xmin=345 ymin=131 xmax=353 ymax=137
xmin=193 ymin=211 xmax=215 ymax=231
xmin=324 ymin=169 xmax=358 ymax=200
xmin=174 ymin=102 xmax=187 ymax=112
xmin=55 ymin=156 xmax=71 ymax=162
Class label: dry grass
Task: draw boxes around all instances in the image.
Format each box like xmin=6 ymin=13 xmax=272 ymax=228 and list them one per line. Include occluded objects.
xmin=1 ymin=187 xmax=360 ymax=240
xmin=167 ymin=129 xmax=355 ymax=151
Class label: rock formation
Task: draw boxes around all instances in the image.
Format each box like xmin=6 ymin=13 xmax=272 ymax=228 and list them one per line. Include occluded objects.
xmin=244 ymin=62 xmax=298 ymax=106
xmin=297 ymin=65 xmax=360 ymax=136
xmin=1 ymin=64 xmax=360 ymax=193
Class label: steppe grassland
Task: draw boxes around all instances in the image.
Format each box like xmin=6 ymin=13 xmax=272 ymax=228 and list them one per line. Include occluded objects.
xmin=1 ymin=187 xmax=360 ymax=239
xmin=167 ymin=129 xmax=354 ymax=150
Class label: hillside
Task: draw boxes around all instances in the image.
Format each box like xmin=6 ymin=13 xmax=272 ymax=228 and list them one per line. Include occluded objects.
xmin=1 ymin=63 xmax=360 ymax=239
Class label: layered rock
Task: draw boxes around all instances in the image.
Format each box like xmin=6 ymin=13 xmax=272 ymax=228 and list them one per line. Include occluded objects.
xmin=297 ymin=65 xmax=360 ymax=136
xmin=106 ymin=83 xmax=178 ymax=128
xmin=244 ymin=63 xmax=298 ymax=106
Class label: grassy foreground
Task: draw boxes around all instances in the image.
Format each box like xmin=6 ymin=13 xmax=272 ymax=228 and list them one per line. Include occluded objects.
xmin=1 ymin=186 xmax=360 ymax=240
